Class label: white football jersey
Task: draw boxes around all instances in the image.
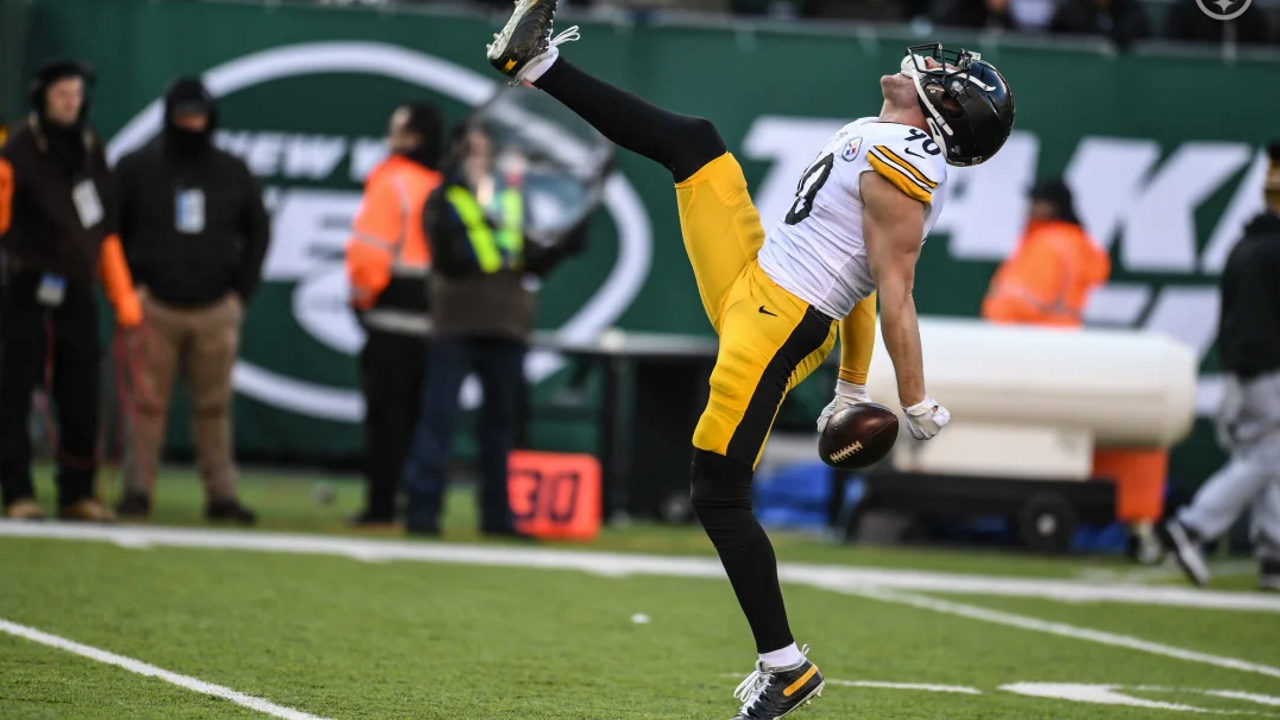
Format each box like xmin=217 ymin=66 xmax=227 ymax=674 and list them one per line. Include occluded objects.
xmin=756 ymin=117 xmax=948 ymax=321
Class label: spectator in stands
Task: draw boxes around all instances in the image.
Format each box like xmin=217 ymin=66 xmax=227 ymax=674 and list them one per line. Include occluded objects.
xmin=1161 ymin=144 xmax=1280 ymax=592
xmin=113 ymin=77 xmax=269 ymax=524
xmin=982 ymin=179 xmax=1110 ymax=327
xmin=1050 ymin=0 xmax=1151 ymax=48
xmin=1166 ymin=0 xmax=1273 ymax=45
xmin=345 ymin=103 xmax=443 ymax=527
xmin=793 ymin=0 xmax=908 ymax=22
xmin=933 ymin=0 xmax=1015 ymax=30
xmin=0 ymin=60 xmax=141 ymax=521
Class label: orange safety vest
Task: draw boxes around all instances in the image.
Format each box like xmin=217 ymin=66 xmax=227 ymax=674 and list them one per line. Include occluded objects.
xmin=0 ymin=156 xmax=12 ymax=235
xmin=981 ymin=220 xmax=1111 ymax=328
xmin=345 ymin=154 xmax=442 ymax=310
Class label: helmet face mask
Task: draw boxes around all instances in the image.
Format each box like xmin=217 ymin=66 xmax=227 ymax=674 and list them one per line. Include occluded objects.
xmin=903 ymin=43 xmax=1015 ymax=167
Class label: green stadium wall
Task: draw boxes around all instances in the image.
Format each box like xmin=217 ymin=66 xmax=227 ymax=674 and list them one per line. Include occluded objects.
xmin=11 ymin=0 xmax=1280 ymax=491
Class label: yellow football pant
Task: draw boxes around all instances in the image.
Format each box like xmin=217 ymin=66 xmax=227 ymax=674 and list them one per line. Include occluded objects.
xmin=675 ymin=153 xmax=837 ymax=468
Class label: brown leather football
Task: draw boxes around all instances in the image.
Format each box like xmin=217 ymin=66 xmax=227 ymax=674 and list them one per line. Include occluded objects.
xmin=818 ymin=403 xmax=899 ymax=469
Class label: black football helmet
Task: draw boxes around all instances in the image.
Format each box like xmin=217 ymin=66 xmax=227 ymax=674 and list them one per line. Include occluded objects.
xmin=903 ymin=43 xmax=1014 ymax=167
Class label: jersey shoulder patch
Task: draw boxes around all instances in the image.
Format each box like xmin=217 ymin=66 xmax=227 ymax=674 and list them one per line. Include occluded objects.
xmin=864 ymin=124 xmax=944 ymax=204
xmin=839 ymin=135 xmax=863 ymax=162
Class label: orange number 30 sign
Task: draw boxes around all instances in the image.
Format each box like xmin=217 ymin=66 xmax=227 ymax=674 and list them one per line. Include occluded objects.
xmin=507 ymin=450 xmax=602 ymax=541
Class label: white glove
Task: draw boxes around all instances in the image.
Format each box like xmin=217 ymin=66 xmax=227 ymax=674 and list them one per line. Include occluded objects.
xmin=903 ymin=396 xmax=951 ymax=440
xmin=817 ymin=380 xmax=872 ymax=433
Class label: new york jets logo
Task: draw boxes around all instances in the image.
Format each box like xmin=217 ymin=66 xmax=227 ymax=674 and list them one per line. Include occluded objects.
xmin=108 ymin=42 xmax=653 ymax=422
xmin=1196 ymin=0 xmax=1252 ymax=21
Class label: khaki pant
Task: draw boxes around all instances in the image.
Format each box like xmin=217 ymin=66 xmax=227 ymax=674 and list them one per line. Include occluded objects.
xmin=125 ymin=292 xmax=242 ymax=502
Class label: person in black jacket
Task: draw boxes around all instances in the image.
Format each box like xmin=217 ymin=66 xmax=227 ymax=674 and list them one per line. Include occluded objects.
xmin=113 ymin=77 xmax=270 ymax=523
xmin=402 ymin=124 xmax=584 ymax=536
xmin=1 ymin=60 xmax=142 ymax=521
xmin=1161 ymin=143 xmax=1280 ymax=592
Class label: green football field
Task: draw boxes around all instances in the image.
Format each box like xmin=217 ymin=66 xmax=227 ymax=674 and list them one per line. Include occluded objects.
xmin=2 ymin=468 xmax=1278 ymax=719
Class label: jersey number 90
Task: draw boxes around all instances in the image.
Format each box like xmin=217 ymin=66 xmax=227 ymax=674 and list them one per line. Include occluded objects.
xmin=785 ymin=153 xmax=835 ymax=226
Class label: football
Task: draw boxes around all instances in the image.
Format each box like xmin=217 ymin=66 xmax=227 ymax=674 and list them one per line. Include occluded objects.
xmin=818 ymin=403 xmax=899 ymax=469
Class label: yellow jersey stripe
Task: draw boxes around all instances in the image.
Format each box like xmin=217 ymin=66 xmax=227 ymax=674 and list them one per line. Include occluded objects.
xmin=869 ymin=148 xmax=933 ymax=194
xmin=875 ymin=145 xmax=938 ymax=188
xmin=868 ymin=152 xmax=933 ymax=204
xmin=783 ymin=665 xmax=820 ymax=697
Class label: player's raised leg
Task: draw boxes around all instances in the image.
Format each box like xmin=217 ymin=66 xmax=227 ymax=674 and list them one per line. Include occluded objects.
xmin=488 ymin=0 xmax=721 ymax=182
xmin=487 ymin=0 xmax=762 ymax=329
xmin=488 ymin=6 xmax=825 ymax=718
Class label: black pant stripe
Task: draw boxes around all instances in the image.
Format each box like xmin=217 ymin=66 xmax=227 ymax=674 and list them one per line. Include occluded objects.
xmin=724 ymin=306 xmax=833 ymax=465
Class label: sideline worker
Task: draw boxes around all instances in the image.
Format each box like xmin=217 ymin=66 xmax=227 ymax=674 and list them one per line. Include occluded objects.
xmin=981 ymin=179 xmax=1109 ymax=327
xmin=0 ymin=60 xmax=141 ymax=521
xmin=1161 ymin=143 xmax=1280 ymax=592
xmin=345 ymin=103 xmax=443 ymax=526
xmin=114 ymin=77 xmax=269 ymax=524
xmin=402 ymin=124 xmax=540 ymax=537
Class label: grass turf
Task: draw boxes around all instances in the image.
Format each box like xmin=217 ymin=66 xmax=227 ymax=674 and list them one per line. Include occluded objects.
xmin=2 ymin=468 xmax=1277 ymax=719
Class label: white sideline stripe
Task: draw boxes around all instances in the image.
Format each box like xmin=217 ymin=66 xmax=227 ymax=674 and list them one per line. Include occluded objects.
xmin=1078 ymin=560 xmax=1259 ymax=584
xmin=1208 ymin=692 xmax=1280 ymax=708
xmin=3 ymin=521 xmax=1279 ymax=613
xmin=839 ymin=587 xmax=1280 ymax=680
xmin=0 ymin=619 xmax=333 ymax=720
xmin=827 ymin=679 xmax=983 ymax=694
xmin=5 ymin=524 xmax=1280 ymax=682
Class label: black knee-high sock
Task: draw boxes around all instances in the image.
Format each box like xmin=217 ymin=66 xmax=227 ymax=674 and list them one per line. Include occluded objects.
xmin=534 ymin=58 xmax=726 ymax=182
xmin=690 ymin=449 xmax=793 ymax=654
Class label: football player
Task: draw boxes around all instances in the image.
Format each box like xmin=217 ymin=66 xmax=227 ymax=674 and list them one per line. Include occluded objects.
xmin=485 ymin=3 xmax=1015 ymax=717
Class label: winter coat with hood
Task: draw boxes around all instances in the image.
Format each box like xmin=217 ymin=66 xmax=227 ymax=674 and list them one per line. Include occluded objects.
xmin=115 ymin=77 xmax=270 ymax=306
xmin=1 ymin=62 xmax=118 ymax=289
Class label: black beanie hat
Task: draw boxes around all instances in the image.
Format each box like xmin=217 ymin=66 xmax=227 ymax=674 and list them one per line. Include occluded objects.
xmin=29 ymin=59 xmax=94 ymax=116
xmin=164 ymin=77 xmax=218 ymax=131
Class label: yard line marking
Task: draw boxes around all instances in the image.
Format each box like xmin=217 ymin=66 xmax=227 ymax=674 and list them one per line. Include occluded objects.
xmin=4 ymin=521 xmax=1278 ymax=613
xmin=826 ymin=679 xmax=983 ymax=694
xmin=1000 ymin=682 xmax=1217 ymax=713
xmin=1206 ymin=692 xmax=1280 ymax=708
xmin=1001 ymin=683 xmax=1280 ymax=716
xmin=0 ymin=618 xmax=334 ymax=720
xmin=1134 ymin=687 xmax=1280 ymax=709
xmin=719 ymin=674 xmax=982 ymax=694
xmin=837 ymin=587 xmax=1280 ymax=680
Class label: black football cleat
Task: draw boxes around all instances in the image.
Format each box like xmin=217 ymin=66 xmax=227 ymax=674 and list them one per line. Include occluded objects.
xmin=205 ymin=499 xmax=257 ymax=526
xmin=1260 ymin=559 xmax=1280 ymax=593
xmin=730 ymin=647 xmax=824 ymax=720
xmin=1158 ymin=517 xmax=1210 ymax=587
xmin=485 ymin=0 xmax=579 ymax=84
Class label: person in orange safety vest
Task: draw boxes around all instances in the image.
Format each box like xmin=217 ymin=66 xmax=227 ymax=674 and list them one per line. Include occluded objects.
xmin=344 ymin=103 xmax=443 ymax=526
xmin=981 ymin=179 xmax=1110 ymax=327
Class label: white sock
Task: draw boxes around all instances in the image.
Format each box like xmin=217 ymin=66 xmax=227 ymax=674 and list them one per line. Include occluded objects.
xmin=519 ymin=46 xmax=560 ymax=84
xmin=759 ymin=643 xmax=803 ymax=669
